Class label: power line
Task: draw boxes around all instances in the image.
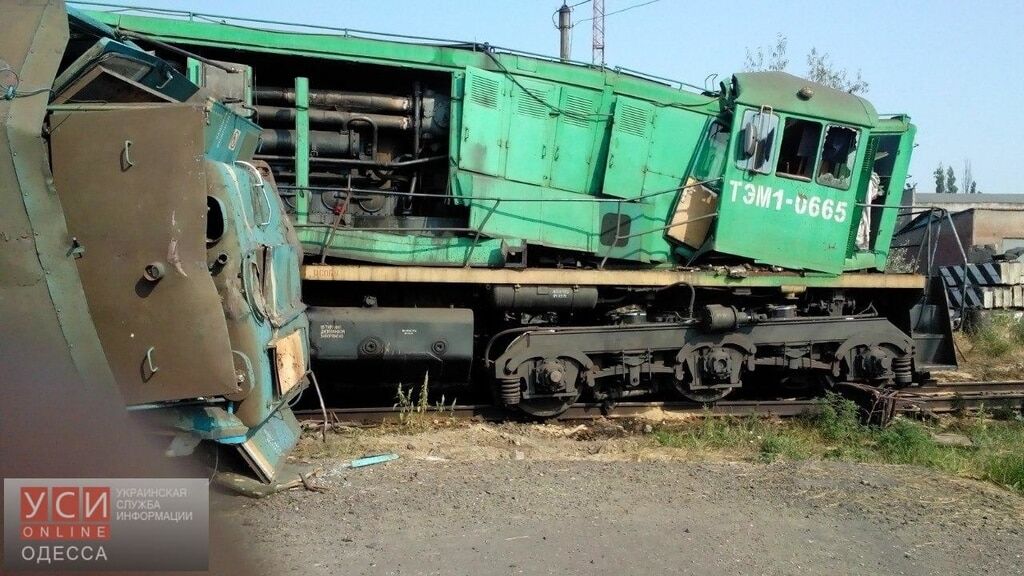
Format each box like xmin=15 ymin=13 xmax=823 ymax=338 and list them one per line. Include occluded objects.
xmin=573 ymin=0 xmax=663 ymax=26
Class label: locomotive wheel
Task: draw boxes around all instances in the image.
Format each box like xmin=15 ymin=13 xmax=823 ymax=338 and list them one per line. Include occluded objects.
xmin=513 ymin=356 xmax=584 ymax=419
xmin=672 ymin=359 xmax=735 ymax=403
xmin=678 ymin=387 xmax=733 ymax=404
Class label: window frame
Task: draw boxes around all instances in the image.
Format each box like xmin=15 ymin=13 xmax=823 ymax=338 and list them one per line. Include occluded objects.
xmin=695 ymin=119 xmax=729 ymax=191
xmin=734 ymin=109 xmax=778 ymax=175
xmin=815 ymin=123 xmax=861 ymax=191
xmin=773 ymin=116 xmax=823 ymax=183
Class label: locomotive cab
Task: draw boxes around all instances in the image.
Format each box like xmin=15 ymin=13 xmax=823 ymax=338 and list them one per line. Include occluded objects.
xmin=703 ymin=72 xmax=914 ymax=274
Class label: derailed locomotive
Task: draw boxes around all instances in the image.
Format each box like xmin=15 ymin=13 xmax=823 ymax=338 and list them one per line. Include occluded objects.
xmin=2 ymin=2 xmax=954 ymax=479
xmin=83 ymin=6 xmax=951 ymax=413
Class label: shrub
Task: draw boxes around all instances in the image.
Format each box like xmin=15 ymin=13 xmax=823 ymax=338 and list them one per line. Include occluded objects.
xmin=809 ymin=392 xmax=864 ymax=443
xmin=983 ymin=453 xmax=1024 ymax=491
xmin=875 ymin=420 xmax=939 ymax=466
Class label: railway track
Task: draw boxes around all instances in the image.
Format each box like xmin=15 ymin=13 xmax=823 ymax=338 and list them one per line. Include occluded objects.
xmin=296 ymin=380 xmax=1024 ymax=426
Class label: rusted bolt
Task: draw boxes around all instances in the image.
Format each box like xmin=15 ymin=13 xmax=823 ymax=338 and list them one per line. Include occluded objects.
xmin=143 ymin=262 xmax=165 ymax=282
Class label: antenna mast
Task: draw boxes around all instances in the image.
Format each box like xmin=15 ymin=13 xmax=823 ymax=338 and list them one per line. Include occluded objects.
xmin=592 ymin=0 xmax=605 ymax=66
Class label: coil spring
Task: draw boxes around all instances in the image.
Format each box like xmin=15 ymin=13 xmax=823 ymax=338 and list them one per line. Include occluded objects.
xmin=893 ymin=355 xmax=913 ymax=386
xmin=499 ymin=379 xmax=521 ymax=406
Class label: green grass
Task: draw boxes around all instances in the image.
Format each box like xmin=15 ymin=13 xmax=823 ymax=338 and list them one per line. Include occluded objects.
xmin=651 ymin=393 xmax=1024 ymax=494
xmin=964 ymin=312 xmax=1024 ymax=359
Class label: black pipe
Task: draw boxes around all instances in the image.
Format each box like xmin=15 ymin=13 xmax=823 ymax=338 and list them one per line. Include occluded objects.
xmin=254 ymin=153 xmax=445 ymax=168
xmin=255 ymin=105 xmax=411 ymax=131
xmin=255 ymin=87 xmax=412 ymax=113
xmin=258 ymin=129 xmax=361 ymax=156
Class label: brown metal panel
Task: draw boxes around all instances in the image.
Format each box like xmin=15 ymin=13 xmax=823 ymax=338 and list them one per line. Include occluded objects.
xmin=49 ymin=104 xmax=240 ymax=404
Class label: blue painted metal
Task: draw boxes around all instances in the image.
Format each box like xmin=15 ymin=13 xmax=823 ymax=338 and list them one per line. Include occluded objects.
xmin=53 ymin=37 xmax=199 ymax=101
xmin=237 ymin=408 xmax=303 ymax=482
xmin=349 ymin=453 xmax=400 ymax=468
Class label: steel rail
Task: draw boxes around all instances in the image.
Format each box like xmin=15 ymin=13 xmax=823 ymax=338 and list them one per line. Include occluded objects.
xmin=294 ymin=380 xmax=1024 ymax=426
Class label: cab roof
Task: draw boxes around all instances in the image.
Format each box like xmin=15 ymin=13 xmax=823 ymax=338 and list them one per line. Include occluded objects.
xmin=730 ymin=72 xmax=878 ymax=128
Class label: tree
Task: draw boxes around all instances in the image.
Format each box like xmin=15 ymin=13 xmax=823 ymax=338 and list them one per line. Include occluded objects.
xmin=962 ymin=159 xmax=980 ymax=194
xmin=743 ymin=35 xmax=868 ymax=94
xmin=934 ymin=164 xmax=946 ymax=194
xmin=744 ymin=34 xmax=788 ymax=72
xmin=935 ymin=160 xmax=981 ymax=194
xmin=806 ymin=48 xmax=869 ymax=94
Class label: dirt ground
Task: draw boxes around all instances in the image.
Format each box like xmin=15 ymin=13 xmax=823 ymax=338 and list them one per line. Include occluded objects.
xmin=211 ymin=422 xmax=1024 ymax=576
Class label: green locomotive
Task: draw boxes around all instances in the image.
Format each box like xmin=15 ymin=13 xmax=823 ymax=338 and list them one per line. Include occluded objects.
xmin=3 ymin=0 xmax=954 ymax=479
xmin=72 ymin=4 xmax=952 ymax=418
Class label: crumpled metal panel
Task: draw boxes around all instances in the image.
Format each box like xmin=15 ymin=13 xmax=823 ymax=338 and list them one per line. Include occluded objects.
xmin=49 ymin=104 xmax=240 ymax=404
xmin=204 ymin=157 xmax=309 ymax=429
xmin=0 ymin=0 xmax=117 ymax=393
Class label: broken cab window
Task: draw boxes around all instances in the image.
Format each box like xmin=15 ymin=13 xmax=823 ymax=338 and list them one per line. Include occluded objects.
xmin=817 ymin=125 xmax=860 ymax=190
xmin=775 ymin=118 xmax=821 ymax=181
xmin=735 ymin=109 xmax=777 ymax=175
xmin=694 ymin=120 xmax=729 ymax=191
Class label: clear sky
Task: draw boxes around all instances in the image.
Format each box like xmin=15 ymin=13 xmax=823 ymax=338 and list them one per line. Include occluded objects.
xmin=78 ymin=0 xmax=1024 ymax=194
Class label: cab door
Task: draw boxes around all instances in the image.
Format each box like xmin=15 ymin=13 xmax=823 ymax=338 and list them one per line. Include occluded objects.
xmin=49 ymin=105 xmax=240 ymax=405
xmin=843 ymin=121 xmax=916 ymax=271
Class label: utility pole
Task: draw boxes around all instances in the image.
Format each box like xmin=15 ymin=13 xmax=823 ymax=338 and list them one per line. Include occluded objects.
xmin=557 ymin=3 xmax=571 ymax=61
xmin=592 ymin=0 xmax=605 ymax=66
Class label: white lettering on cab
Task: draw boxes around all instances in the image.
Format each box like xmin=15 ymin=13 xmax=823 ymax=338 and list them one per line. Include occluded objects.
xmin=728 ymin=179 xmax=847 ymax=224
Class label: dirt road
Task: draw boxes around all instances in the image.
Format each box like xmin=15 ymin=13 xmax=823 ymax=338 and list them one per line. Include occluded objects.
xmin=213 ymin=425 xmax=1024 ymax=575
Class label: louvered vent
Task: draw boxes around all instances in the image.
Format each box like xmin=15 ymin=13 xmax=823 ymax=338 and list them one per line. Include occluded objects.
xmin=562 ymin=93 xmax=597 ymax=127
xmin=515 ymin=87 xmax=550 ymax=119
xmin=617 ymin=103 xmax=650 ymax=137
xmin=470 ymin=75 xmax=500 ymax=109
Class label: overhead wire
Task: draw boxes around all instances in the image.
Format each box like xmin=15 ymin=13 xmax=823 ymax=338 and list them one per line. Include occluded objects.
xmin=552 ymin=0 xmax=595 ymax=28
xmin=573 ymin=0 xmax=664 ymax=26
xmin=482 ymin=50 xmax=612 ymax=120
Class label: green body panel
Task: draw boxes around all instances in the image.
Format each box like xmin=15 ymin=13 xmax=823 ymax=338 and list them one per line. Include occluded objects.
xmin=459 ymin=67 xmax=509 ymax=177
xmin=603 ymin=96 xmax=657 ymax=199
xmin=84 ymin=10 xmax=915 ymax=275
xmin=731 ymin=72 xmax=877 ymax=128
xmin=636 ymin=106 xmax=709 ymax=261
xmin=715 ymin=171 xmax=856 ymax=274
xmin=505 ymin=76 xmax=558 ymax=186
xmin=299 ymin=224 xmax=508 ymax=267
xmin=459 ymin=171 xmax=593 ymax=253
xmin=549 ymin=85 xmax=609 ymax=194
xmin=459 ymin=67 xmax=611 ymax=194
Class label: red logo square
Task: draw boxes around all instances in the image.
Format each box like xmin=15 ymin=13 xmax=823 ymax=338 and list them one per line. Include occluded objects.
xmin=82 ymin=487 xmax=110 ymax=522
xmin=52 ymin=487 xmax=80 ymax=521
xmin=20 ymin=487 xmax=48 ymax=522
